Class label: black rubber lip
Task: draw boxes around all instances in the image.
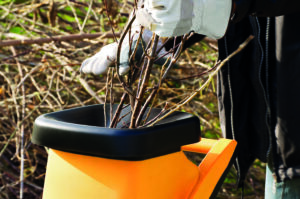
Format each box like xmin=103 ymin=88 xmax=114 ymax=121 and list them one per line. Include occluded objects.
xmin=32 ymin=104 xmax=201 ymax=160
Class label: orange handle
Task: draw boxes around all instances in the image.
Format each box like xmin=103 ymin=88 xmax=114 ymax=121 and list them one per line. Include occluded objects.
xmin=182 ymin=138 xmax=218 ymax=154
xmin=182 ymin=138 xmax=237 ymax=199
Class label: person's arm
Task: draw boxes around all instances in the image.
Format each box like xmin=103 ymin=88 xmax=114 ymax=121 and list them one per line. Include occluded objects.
xmin=136 ymin=0 xmax=232 ymax=39
xmin=164 ymin=34 xmax=205 ymax=52
xmin=233 ymin=0 xmax=300 ymax=22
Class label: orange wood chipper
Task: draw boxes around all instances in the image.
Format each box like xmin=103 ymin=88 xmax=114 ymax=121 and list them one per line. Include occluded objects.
xmin=32 ymin=104 xmax=237 ymax=199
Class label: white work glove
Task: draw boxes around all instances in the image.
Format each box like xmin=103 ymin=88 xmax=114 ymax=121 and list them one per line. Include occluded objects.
xmin=80 ymin=26 xmax=170 ymax=75
xmin=136 ymin=0 xmax=232 ymax=39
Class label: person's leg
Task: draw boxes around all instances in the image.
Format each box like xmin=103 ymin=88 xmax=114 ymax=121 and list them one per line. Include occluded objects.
xmin=265 ymin=165 xmax=300 ymax=199
xmin=265 ymin=165 xmax=284 ymax=199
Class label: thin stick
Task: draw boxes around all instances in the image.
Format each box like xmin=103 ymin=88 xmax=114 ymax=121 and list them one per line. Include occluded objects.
xmin=109 ymin=93 xmax=128 ymax=128
xmin=141 ymin=108 xmax=167 ymax=127
xmin=139 ymin=62 xmax=168 ymax=125
xmin=66 ymin=0 xmax=83 ymax=32
xmin=116 ymin=15 xmax=136 ymax=79
xmin=104 ymin=68 xmax=111 ymax=127
xmin=10 ymin=47 xmax=25 ymax=199
xmin=135 ymin=39 xmax=152 ymax=94
xmin=161 ymin=34 xmax=189 ymax=81
xmin=128 ymin=28 xmax=143 ymax=83
xmin=110 ymin=68 xmax=114 ymax=125
xmin=135 ymin=86 xmax=158 ymax=127
xmin=104 ymin=0 xmax=118 ymax=42
xmin=115 ymin=15 xmax=137 ymax=110
xmin=56 ymin=76 xmax=64 ymax=105
xmin=177 ymin=60 xmax=220 ymax=80
xmin=0 ymin=32 xmax=119 ymax=47
xmin=81 ymin=0 xmax=93 ymax=31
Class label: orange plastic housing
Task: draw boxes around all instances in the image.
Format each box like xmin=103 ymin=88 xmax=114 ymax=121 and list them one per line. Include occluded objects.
xmin=42 ymin=138 xmax=236 ymax=199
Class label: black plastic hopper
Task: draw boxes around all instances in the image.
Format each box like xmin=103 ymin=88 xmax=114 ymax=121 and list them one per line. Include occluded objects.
xmin=32 ymin=104 xmax=201 ymax=160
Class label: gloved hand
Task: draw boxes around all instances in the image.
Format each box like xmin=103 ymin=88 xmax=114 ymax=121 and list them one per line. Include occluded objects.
xmin=136 ymin=0 xmax=232 ymax=39
xmin=80 ymin=26 xmax=170 ymax=76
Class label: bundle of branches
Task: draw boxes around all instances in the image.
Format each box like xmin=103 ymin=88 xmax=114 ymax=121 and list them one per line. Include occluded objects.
xmin=105 ymin=18 xmax=193 ymax=128
xmin=102 ymin=14 xmax=252 ymax=129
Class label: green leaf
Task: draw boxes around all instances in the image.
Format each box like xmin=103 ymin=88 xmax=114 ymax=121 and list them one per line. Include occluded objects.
xmin=9 ymin=26 xmax=25 ymax=34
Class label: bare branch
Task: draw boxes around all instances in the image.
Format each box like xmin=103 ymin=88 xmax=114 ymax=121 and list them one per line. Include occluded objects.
xmin=0 ymin=33 xmax=120 ymax=47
